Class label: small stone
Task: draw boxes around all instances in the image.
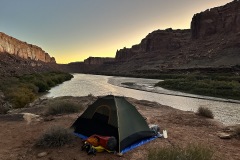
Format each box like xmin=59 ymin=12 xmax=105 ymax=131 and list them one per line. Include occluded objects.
xmin=37 ymin=152 xmax=48 ymax=158
xmin=218 ymin=132 xmax=232 ymax=139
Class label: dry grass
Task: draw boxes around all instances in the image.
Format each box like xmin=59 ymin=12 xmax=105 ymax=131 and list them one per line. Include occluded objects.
xmin=197 ymin=106 xmax=214 ymax=119
xmin=35 ymin=126 xmax=74 ymax=148
xmin=148 ymin=144 xmax=214 ymax=160
xmin=45 ymin=99 xmax=83 ymax=115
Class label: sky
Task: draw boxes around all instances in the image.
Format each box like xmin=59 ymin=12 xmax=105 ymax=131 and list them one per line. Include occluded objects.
xmin=0 ymin=0 xmax=233 ymax=64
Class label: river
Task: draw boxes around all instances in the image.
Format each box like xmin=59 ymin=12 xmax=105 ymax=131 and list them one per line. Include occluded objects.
xmin=45 ymin=74 xmax=240 ymax=125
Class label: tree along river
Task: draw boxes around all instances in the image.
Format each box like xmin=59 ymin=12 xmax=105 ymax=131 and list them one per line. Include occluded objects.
xmin=45 ymin=74 xmax=240 ymax=125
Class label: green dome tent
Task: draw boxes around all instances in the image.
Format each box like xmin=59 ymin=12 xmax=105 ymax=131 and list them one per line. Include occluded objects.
xmin=71 ymin=95 xmax=156 ymax=153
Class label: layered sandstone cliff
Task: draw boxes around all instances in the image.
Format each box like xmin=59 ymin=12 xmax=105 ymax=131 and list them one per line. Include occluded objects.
xmin=115 ymin=28 xmax=190 ymax=62
xmin=191 ymin=0 xmax=240 ymax=39
xmin=0 ymin=32 xmax=55 ymax=63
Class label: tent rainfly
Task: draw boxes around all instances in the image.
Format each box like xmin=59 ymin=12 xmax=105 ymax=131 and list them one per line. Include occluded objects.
xmin=71 ymin=95 xmax=156 ymax=153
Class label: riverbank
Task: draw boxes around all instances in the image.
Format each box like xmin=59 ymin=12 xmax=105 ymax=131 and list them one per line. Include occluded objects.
xmin=155 ymin=73 xmax=240 ymax=101
xmin=0 ymin=71 xmax=73 ymax=113
xmin=45 ymin=74 xmax=240 ymax=125
xmin=0 ymin=96 xmax=239 ymax=160
xmin=102 ymin=70 xmax=240 ymax=101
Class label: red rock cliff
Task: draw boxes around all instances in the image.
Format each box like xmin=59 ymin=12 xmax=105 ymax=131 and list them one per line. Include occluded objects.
xmin=0 ymin=32 xmax=55 ymax=63
xmin=115 ymin=28 xmax=190 ymax=62
xmin=191 ymin=0 xmax=240 ymax=39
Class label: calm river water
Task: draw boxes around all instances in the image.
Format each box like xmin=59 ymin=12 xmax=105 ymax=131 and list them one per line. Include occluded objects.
xmin=45 ymin=74 xmax=240 ymax=125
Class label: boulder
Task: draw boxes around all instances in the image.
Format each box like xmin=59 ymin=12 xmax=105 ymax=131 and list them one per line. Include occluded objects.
xmin=37 ymin=152 xmax=48 ymax=158
xmin=218 ymin=132 xmax=232 ymax=139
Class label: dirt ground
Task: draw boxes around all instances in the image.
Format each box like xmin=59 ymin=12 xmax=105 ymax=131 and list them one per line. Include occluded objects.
xmin=0 ymin=96 xmax=239 ymax=160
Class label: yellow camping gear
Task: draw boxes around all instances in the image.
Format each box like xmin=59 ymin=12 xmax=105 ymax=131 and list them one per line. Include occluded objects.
xmin=92 ymin=145 xmax=105 ymax=152
xmin=86 ymin=136 xmax=99 ymax=147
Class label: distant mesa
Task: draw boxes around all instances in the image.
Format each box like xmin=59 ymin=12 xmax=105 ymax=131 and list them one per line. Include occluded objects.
xmin=84 ymin=57 xmax=114 ymax=65
xmin=115 ymin=28 xmax=189 ymax=63
xmin=0 ymin=32 xmax=55 ymax=63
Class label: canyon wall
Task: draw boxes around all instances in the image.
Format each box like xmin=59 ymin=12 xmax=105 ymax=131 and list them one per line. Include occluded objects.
xmin=0 ymin=32 xmax=55 ymax=63
xmin=115 ymin=28 xmax=190 ymax=62
xmin=191 ymin=0 xmax=240 ymax=39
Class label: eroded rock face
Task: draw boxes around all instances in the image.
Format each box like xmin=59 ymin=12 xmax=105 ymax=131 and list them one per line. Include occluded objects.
xmin=0 ymin=32 xmax=55 ymax=63
xmin=115 ymin=29 xmax=190 ymax=62
xmin=115 ymin=48 xmax=135 ymax=62
xmin=191 ymin=0 xmax=240 ymax=39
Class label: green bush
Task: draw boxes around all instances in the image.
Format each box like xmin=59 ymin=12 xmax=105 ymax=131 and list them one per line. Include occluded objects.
xmin=34 ymin=80 xmax=50 ymax=92
xmin=197 ymin=106 xmax=214 ymax=119
xmin=0 ymin=72 xmax=73 ymax=109
xmin=155 ymin=74 xmax=240 ymax=100
xmin=88 ymin=93 xmax=94 ymax=97
xmin=46 ymin=100 xmax=82 ymax=115
xmin=148 ymin=144 xmax=214 ymax=160
xmin=35 ymin=126 xmax=74 ymax=148
xmin=46 ymin=78 xmax=56 ymax=87
xmin=6 ymin=86 xmax=36 ymax=108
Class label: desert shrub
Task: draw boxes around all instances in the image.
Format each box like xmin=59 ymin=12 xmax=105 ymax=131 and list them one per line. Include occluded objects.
xmin=197 ymin=106 xmax=214 ymax=119
xmin=46 ymin=79 xmax=55 ymax=87
xmin=6 ymin=86 xmax=36 ymax=108
xmin=0 ymin=77 xmax=19 ymax=91
xmin=155 ymin=73 xmax=240 ymax=100
xmin=1 ymin=72 xmax=73 ymax=109
xmin=46 ymin=100 xmax=82 ymax=115
xmin=148 ymin=144 xmax=214 ymax=160
xmin=88 ymin=93 xmax=94 ymax=97
xmin=35 ymin=126 xmax=74 ymax=148
xmin=34 ymin=80 xmax=50 ymax=92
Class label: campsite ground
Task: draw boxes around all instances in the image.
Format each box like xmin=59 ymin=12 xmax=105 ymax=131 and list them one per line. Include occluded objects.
xmin=0 ymin=96 xmax=239 ymax=160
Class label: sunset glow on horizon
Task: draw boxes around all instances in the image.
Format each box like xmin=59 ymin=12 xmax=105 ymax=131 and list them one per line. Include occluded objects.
xmin=0 ymin=0 xmax=232 ymax=64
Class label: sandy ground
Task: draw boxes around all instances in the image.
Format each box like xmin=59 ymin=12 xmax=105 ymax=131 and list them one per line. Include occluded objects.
xmin=0 ymin=96 xmax=239 ymax=160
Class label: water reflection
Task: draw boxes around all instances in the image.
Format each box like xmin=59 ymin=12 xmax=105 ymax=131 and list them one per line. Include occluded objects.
xmin=45 ymin=74 xmax=240 ymax=125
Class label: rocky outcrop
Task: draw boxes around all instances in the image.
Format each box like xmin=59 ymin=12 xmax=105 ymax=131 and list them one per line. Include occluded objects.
xmin=0 ymin=32 xmax=55 ymax=63
xmin=83 ymin=57 xmax=114 ymax=65
xmin=115 ymin=28 xmax=190 ymax=62
xmin=0 ymin=52 xmax=60 ymax=77
xmin=115 ymin=29 xmax=190 ymax=62
xmin=191 ymin=0 xmax=240 ymax=39
xmin=139 ymin=28 xmax=188 ymax=52
xmin=115 ymin=48 xmax=136 ymax=62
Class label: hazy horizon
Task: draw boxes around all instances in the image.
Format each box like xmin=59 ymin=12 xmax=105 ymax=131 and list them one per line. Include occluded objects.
xmin=0 ymin=0 xmax=232 ymax=64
